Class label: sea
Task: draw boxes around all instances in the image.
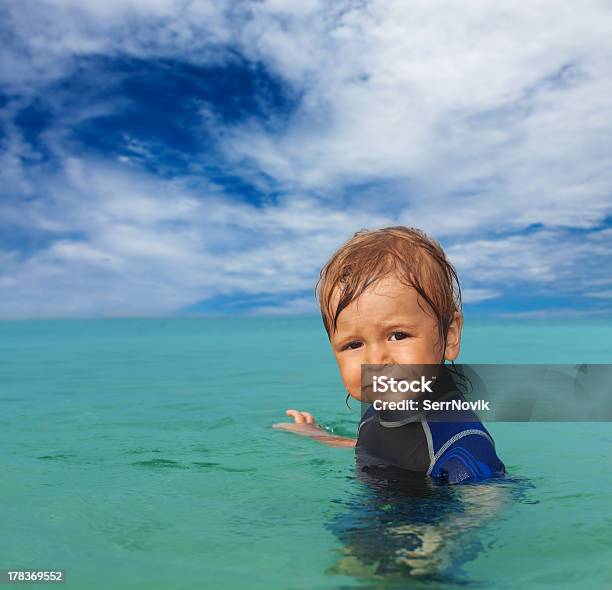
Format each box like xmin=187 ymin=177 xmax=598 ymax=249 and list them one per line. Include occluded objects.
xmin=1 ymin=316 xmax=611 ymax=589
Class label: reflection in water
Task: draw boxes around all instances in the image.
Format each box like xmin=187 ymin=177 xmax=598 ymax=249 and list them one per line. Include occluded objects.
xmin=327 ymin=458 xmax=526 ymax=584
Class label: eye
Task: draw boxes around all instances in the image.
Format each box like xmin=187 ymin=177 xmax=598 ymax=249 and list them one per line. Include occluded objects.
xmin=342 ymin=340 xmax=363 ymax=351
xmin=389 ymin=331 xmax=410 ymax=341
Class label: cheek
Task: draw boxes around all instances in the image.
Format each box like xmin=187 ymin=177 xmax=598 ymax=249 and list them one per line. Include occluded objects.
xmin=397 ymin=339 xmax=441 ymax=364
xmin=334 ymin=354 xmax=362 ymax=398
xmin=400 ymin=328 xmax=445 ymax=364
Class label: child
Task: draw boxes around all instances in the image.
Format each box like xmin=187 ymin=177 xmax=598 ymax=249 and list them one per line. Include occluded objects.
xmin=274 ymin=226 xmax=505 ymax=484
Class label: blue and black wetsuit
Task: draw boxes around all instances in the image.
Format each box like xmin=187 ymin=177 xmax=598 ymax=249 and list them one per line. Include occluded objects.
xmin=356 ymin=373 xmax=505 ymax=484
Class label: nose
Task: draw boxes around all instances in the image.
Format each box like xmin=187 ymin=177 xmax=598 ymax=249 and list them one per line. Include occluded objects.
xmin=366 ymin=343 xmax=394 ymax=366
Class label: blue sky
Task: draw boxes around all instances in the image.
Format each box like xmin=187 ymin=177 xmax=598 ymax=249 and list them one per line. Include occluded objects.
xmin=1 ymin=1 xmax=612 ymax=319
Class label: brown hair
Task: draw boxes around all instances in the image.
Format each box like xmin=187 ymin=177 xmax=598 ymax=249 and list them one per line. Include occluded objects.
xmin=315 ymin=226 xmax=462 ymax=355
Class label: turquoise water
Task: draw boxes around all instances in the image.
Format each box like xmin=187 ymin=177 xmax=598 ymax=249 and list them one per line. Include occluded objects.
xmin=1 ymin=316 xmax=611 ymax=589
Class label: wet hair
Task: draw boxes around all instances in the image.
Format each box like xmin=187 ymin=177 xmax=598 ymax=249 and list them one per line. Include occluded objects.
xmin=315 ymin=226 xmax=462 ymax=359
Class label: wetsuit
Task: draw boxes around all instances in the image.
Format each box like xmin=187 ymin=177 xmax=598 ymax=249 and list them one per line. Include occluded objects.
xmin=356 ymin=371 xmax=505 ymax=484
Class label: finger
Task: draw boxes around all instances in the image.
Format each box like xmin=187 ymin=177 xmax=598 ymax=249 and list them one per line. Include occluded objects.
xmin=273 ymin=422 xmax=310 ymax=432
xmin=301 ymin=412 xmax=315 ymax=424
xmin=285 ymin=409 xmax=305 ymax=423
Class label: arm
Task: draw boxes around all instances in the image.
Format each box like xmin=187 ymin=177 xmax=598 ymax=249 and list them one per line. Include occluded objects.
xmin=390 ymin=483 xmax=507 ymax=576
xmin=273 ymin=409 xmax=356 ymax=448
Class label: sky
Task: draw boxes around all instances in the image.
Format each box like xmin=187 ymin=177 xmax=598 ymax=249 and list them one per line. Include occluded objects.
xmin=1 ymin=0 xmax=612 ymax=319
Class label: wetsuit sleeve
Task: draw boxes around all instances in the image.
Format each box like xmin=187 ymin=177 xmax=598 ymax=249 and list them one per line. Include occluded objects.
xmin=430 ymin=432 xmax=506 ymax=484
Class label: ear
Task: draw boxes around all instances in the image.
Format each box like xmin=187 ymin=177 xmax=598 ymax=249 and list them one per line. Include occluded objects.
xmin=444 ymin=311 xmax=463 ymax=361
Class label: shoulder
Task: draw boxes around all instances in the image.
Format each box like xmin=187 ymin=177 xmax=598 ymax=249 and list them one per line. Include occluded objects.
xmin=428 ymin=425 xmax=506 ymax=484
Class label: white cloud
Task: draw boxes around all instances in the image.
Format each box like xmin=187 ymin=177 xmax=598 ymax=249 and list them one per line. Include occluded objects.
xmin=0 ymin=154 xmax=393 ymax=318
xmin=225 ymin=1 xmax=612 ymax=236
xmin=497 ymin=307 xmax=612 ymax=319
xmin=2 ymin=0 xmax=612 ymax=317
xmin=1 ymin=0 xmax=233 ymax=90
xmin=461 ymin=288 xmax=501 ymax=304
xmin=1 ymin=150 xmax=608 ymax=318
xmin=446 ymin=229 xmax=612 ymax=295
xmin=251 ymin=296 xmax=318 ymax=316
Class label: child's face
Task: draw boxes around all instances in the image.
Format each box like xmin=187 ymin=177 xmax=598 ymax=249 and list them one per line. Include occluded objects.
xmin=330 ymin=274 xmax=462 ymax=401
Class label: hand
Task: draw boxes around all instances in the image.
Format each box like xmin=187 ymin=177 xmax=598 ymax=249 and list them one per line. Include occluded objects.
xmin=272 ymin=409 xmax=325 ymax=435
xmin=273 ymin=409 xmax=357 ymax=448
